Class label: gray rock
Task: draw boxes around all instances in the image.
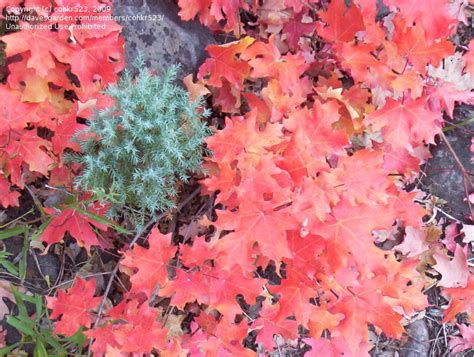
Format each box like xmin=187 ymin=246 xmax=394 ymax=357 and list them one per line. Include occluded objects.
xmin=421 ymin=104 xmax=474 ymax=222
xmin=112 ymin=0 xmax=215 ymax=75
xmin=400 ymin=319 xmax=430 ymax=357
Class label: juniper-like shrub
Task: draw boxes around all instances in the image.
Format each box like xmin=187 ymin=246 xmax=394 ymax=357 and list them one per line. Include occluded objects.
xmin=73 ymin=59 xmax=212 ymax=225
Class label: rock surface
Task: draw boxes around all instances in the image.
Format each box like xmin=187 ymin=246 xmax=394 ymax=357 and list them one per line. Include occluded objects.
xmin=422 ymin=105 xmax=474 ymax=222
xmin=112 ymin=0 xmax=215 ymax=75
xmin=400 ymin=319 xmax=430 ymax=357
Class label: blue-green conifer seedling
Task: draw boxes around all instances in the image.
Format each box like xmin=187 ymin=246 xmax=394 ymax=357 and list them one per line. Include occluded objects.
xmin=72 ymin=57 xmax=212 ymax=225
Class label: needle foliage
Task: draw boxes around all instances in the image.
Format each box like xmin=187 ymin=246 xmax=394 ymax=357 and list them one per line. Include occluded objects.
xmin=72 ymin=58 xmax=212 ymax=224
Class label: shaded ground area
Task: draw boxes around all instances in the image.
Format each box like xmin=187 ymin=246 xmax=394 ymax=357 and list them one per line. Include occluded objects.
xmin=421 ymin=104 xmax=474 ymax=223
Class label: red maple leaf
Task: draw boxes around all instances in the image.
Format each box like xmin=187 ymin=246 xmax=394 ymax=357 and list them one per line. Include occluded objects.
xmin=442 ymin=275 xmax=474 ymax=322
xmin=252 ymin=302 xmax=299 ymax=350
xmin=280 ymin=101 xmax=349 ymax=183
xmin=198 ymin=37 xmax=255 ymax=90
xmin=120 ymin=228 xmax=176 ymax=298
xmin=2 ymin=27 xmax=71 ymax=77
xmin=40 ymin=206 xmax=109 ymax=251
xmin=0 ymin=86 xmax=42 ymax=132
xmin=393 ymin=22 xmax=454 ymax=73
xmin=47 ymin=278 xmax=101 ymax=336
xmin=5 ymin=130 xmax=55 ymax=176
xmin=59 ymin=31 xmax=125 ymax=100
xmin=366 ymin=97 xmax=443 ymax=152
xmin=0 ymin=175 xmax=20 ymax=207
xmin=331 ymin=277 xmax=406 ymax=354
xmin=316 ymin=0 xmax=365 ymax=43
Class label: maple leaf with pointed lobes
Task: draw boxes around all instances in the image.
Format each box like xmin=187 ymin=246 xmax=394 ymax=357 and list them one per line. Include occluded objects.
xmin=443 ymin=275 xmax=474 ymax=322
xmin=285 ymin=231 xmax=326 ymax=279
xmin=177 ymin=0 xmax=211 ymax=22
xmin=312 ymin=199 xmax=399 ymax=272
xmin=270 ymin=271 xmax=317 ymax=324
xmin=428 ymin=82 xmax=474 ymax=118
xmin=253 ymin=302 xmax=299 ymax=350
xmin=339 ymin=42 xmax=383 ymax=86
xmin=162 ymin=264 xmax=263 ymax=317
xmin=384 ymin=0 xmax=457 ymax=41
xmin=54 ymin=0 xmax=122 ymax=45
xmin=214 ymin=197 xmax=298 ymax=264
xmin=120 ymin=228 xmax=176 ymax=298
xmin=206 ymin=265 xmax=265 ymax=320
xmin=393 ymin=22 xmax=454 ymax=74
xmin=241 ymin=36 xmax=310 ymax=96
xmin=395 ymin=226 xmax=430 ymax=258
xmin=261 ymin=78 xmax=311 ymax=120
xmin=240 ymin=36 xmax=282 ymax=79
xmin=85 ymin=324 xmax=119 ymax=357
xmin=179 ymin=236 xmax=213 ymax=268
xmin=366 ymin=97 xmax=443 ymax=152
xmin=202 ymin=161 xmax=239 ymax=205
xmin=242 ymin=93 xmax=271 ymax=124
xmin=236 ymin=155 xmax=292 ymax=204
xmin=49 ymin=113 xmax=87 ymax=156
xmin=57 ymin=31 xmax=125 ymax=100
xmin=109 ymin=301 xmax=168 ymax=354
xmin=283 ymin=12 xmax=317 ymax=48
xmin=382 ymin=145 xmax=430 ymax=176
xmin=47 ymin=278 xmax=101 ymax=336
xmin=205 ymin=112 xmax=284 ymax=164
xmin=209 ymin=0 xmax=248 ymax=33
xmin=198 ymin=37 xmax=255 ymax=90
xmin=316 ymin=0 xmax=365 ymax=42
xmin=2 ymin=27 xmax=72 ymax=77
xmin=0 ymin=175 xmax=20 ymax=208
xmin=0 ymin=86 xmax=42 ymax=132
xmin=449 ymin=324 xmax=474 ymax=354
xmin=308 ymin=308 xmax=345 ymax=339
xmin=332 ymin=149 xmax=392 ymax=206
xmin=331 ymin=277 xmax=406 ymax=354
xmin=434 ymin=245 xmax=469 ymax=288
xmin=7 ymin=61 xmax=52 ymax=103
xmin=5 ymin=130 xmax=55 ymax=176
xmin=159 ymin=269 xmax=211 ymax=309
xmin=290 ymin=174 xmax=340 ymax=224
xmin=40 ymin=206 xmax=109 ymax=251
xmin=280 ymin=101 xmax=349 ymax=183
xmin=183 ymin=321 xmax=253 ymax=356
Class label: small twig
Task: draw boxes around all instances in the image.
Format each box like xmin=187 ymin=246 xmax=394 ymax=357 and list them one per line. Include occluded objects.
xmin=47 ymin=271 xmax=114 ymax=293
xmin=414 ymin=199 xmax=461 ymax=223
xmin=443 ymin=117 xmax=474 ymax=134
xmin=31 ymin=249 xmax=48 ymax=285
xmin=442 ymin=323 xmax=448 ymax=347
xmin=23 ymin=184 xmax=45 ymax=215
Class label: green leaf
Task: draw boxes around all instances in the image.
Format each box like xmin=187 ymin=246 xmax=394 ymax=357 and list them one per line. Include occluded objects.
xmin=33 ymin=340 xmax=48 ymax=357
xmin=0 ymin=342 xmax=19 ymax=356
xmin=40 ymin=331 xmax=68 ymax=353
xmin=0 ymin=260 xmax=18 ymax=276
xmin=7 ymin=315 xmax=36 ymax=336
xmin=11 ymin=289 xmax=29 ymax=318
xmin=19 ymin=229 xmax=30 ymax=283
xmin=0 ymin=226 xmax=26 ymax=239
xmin=75 ymin=207 xmax=131 ymax=235
xmin=34 ymin=294 xmax=43 ymax=320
